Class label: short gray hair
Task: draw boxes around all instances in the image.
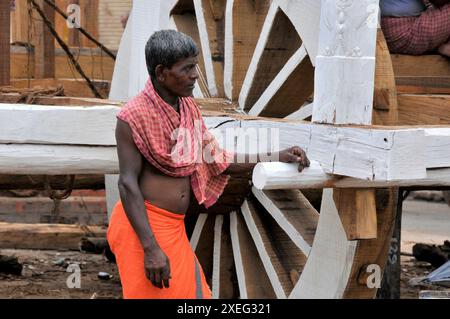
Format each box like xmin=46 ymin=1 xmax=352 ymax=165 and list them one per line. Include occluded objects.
xmin=145 ymin=30 xmax=199 ymax=79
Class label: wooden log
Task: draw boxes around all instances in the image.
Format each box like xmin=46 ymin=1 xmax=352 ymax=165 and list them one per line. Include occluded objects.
xmin=229 ymin=211 xmax=276 ymax=299
xmin=0 ymin=222 xmax=107 ymax=250
xmin=33 ymin=0 xmax=55 ymax=79
xmin=0 ymin=0 xmax=10 ymax=86
xmin=0 ymin=174 xmax=105 ymax=190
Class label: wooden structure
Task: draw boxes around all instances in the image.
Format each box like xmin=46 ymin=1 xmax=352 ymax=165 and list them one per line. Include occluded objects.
xmin=0 ymin=0 xmax=449 ymax=299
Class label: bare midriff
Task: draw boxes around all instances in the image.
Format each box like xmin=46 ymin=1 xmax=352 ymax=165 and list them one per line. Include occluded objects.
xmin=138 ymin=159 xmax=191 ymax=215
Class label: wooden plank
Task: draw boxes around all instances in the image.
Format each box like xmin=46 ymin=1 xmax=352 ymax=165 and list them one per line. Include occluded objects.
xmin=33 ymin=0 xmax=54 ymax=79
xmin=391 ymin=54 xmax=450 ymax=77
xmin=194 ymin=0 xmax=226 ymax=97
xmin=398 ymin=94 xmax=450 ymax=125
xmin=252 ymin=161 xmax=450 ymax=189
xmin=0 ymin=0 xmax=10 ymax=86
xmin=290 ymin=188 xmax=357 ymax=298
xmin=229 ymin=211 xmax=276 ymax=299
xmin=333 ymin=188 xmax=377 ymax=240
xmin=0 ymin=222 xmax=106 ymax=250
xmin=0 ymin=174 xmax=104 ymax=189
xmin=248 ymin=45 xmax=314 ymax=117
xmin=251 ymin=187 xmax=318 ymax=255
xmin=285 ymin=103 xmax=313 ymax=121
xmin=189 ymin=213 xmax=208 ymax=251
xmin=80 ymin=0 xmax=99 ymax=48
xmin=396 ymin=77 xmax=450 ymax=95
xmin=224 ymin=0 xmax=270 ymax=100
xmin=212 ymin=214 xmax=223 ymax=299
xmin=373 ymin=29 xmax=398 ymax=125
xmin=239 ymin=5 xmax=301 ymax=111
xmin=10 ymin=0 xmax=29 ymax=44
xmin=241 ymin=199 xmax=307 ymax=298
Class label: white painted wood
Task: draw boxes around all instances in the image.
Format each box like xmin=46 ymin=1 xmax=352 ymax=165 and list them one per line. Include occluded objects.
xmin=278 ymin=0 xmax=321 ymax=65
xmin=248 ymin=45 xmax=308 ymax=116
xmin=224 ymin=0 xmax=234 ymax=100
xmin=425 ymin=128 xmax=450 ymax=168
xmin=229 ymin=211 xmax=248 ymax=299
xmin=253 ymin=161 xmax=450 ymax=189
xmin=194 ymin=0 xmax=219 ymax=96
xmin=241 ymin=200 xmax=287 ymax=299
xmin=251 ymin=187 xmax=317 ymax=256
xmin=312 ymin=0 xmax=380 ymax=125
xmin=290 ymin=188 xmax=357 ymax=299
xmin=0 ymin=144 xmax=118 ymax=175
xmin=0 ymin=104 xmax=120 ymax=146
xmin=190 ymin=213 xmax=209 ymax=251
xmin=285 ymin=102 xmax=313 ymax=120
xmin=238 ymin=1 xmax=279 ymax=110
xmin=212 ymin=214 xmax=224 ymax=299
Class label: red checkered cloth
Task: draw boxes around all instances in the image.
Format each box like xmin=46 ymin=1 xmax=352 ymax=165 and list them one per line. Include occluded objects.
xmin=117 ymin=79 xmax=234 ymax=208
xmin=381 ymin=3 xmax=450 ymax=54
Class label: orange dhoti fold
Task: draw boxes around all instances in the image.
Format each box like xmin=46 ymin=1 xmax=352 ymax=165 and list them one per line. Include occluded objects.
xmin=107 ymin=200 xmax=212 ymax=299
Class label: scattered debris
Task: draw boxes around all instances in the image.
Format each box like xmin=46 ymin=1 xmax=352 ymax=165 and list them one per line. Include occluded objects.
xmin=79 ymin=237 xmax=109 ymax=254
xmin=412 ymin=241 xmax=450 ymax=268
xmin=98 ymin=272 xmax=113 ymax=280
xmin=411 ymin=191 xmax=445 ymax=203
xmin=0 ymin=255 xmax=23 ymax=276
xmin=409 ymin=260 xmax=450 ymax=289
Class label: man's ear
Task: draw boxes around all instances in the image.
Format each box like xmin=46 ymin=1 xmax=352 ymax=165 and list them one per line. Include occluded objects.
xmin=155 ymin=64 xmax=166 ymax=82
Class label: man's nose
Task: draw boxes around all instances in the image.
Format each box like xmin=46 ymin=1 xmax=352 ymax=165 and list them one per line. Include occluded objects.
xmin=190 ymin=67 xmax=199 ymax=80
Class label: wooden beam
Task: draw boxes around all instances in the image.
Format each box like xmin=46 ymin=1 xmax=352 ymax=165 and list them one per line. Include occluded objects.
xmin=193 ymin=213 xmax=215 ymax=290
xmin=33 ymin=0 xmax=55 ymax=78
xmin=229 ymin=211 xmax=276 ymax=299
xmin=0 ymin=222 xmax=106 ymax=250
xmin=189 ymin=213 xmax=208 ymax=251
xmin=398 ymin=94 xmax=450 ymax=125
xmin=253 ymin=161 xmax=450 ymax=189
xmin=0 ymin=0 xmax=11 ymax=86
xmin=251 ymin=187 xmax=319 ymax=255
xmin=285 ymin=102 xmax=313 ymax=121
xmin=0 ymin=174 xmax=104 ymax=190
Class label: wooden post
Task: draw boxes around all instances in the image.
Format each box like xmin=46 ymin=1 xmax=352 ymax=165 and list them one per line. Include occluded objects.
xmin=0 ymin=0 xmax=11 ymax=86
xmin=34 ymin=0 xmax=55 ymax=78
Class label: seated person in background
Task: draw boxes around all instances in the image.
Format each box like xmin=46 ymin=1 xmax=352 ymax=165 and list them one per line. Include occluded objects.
xmin=380 ymin=0 xmax=450 ymax=57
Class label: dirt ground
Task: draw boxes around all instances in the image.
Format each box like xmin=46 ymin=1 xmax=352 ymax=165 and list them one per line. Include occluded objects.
xmin=0 ymin=197 xmax=448 ymax=299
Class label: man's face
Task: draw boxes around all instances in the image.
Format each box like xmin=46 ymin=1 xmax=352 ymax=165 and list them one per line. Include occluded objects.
xmin=160 ymin=56 xmax=199 ymax=98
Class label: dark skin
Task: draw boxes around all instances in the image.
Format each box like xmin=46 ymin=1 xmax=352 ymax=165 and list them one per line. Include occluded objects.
xmin=116 ymin=55 xmax=310 ymax=290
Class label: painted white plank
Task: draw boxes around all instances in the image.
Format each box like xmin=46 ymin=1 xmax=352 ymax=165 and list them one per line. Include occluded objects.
xmin=0 ymin=104 xmax=120 ymax=146
xmin=0 ymin=144 xmax=118 ymax=175
xmin=425 ymin=128 xmax=450 ymax=168
xmin=248 ymin=45 xmax=308 ymax=116
xmin=190 ymin=213 xmax=209 ymax=251
xmin=212 ymin=214 xmax=224 ymax=299
xmin=229 ymin=211 xmax=248 ymax=299
xmin=241 ymin=200 xmax=286 ymax=299
xmin=290 ymin=188 xmax=357 ymax=299
xmin=285 ymin=102 xmax=313 ymax=120
xmin=251 ymin=187 xmax=318 ymax=256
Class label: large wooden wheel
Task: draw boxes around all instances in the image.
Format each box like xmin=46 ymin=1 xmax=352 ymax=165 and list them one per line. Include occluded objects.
xmin=169 ymin=0 xmax=398 ymax=299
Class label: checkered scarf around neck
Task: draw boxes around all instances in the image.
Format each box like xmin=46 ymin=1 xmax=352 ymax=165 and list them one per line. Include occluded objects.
xmin=117 ymin=79 xmax=233 ymax=208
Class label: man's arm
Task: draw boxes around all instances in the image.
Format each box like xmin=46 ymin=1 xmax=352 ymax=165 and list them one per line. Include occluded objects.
xmin=224 ymin=146 xmax=310 ymax=175
xmin=115 ymin=119 xmax=170 ymax=289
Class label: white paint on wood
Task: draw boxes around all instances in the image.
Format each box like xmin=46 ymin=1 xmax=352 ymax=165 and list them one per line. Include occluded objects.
xmin=190 ymin=213 xmax=209 ymax=251
xmin=251 ymin=187 xmax=317 ymax=256
xmin=212 ymin=214 xmax=224 ymax=299
xmin=105 ymin=174 xmax=120 ymax=221
xmin=0 ymin=144 xmax=118 ymax=175
xmin=241 ymin=200 xmax=287 ymax=298
xmin=312 ymin=0 xmax=380 ymax=125
xmin=238 ymin=1 xmax=279 ymax=109
xmin=290 ymin=188 xmax=357 ymax=299
xmin=194 ymin=0 xmax=218 ymax=96
xmin=229 ymin=211 xmax=248 ymax=299
xmin=285 ymin=102 xmax=313 ymax=120
xmin=425 ymin=128 xmax=450 ymax=168
xmin=223 ymin=0 xmax=234 ymax=99
xmin=248 ymin=45 xmax=308 ymax=116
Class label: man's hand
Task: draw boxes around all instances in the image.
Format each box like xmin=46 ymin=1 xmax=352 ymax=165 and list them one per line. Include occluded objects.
xmin=144 ymin=247 xmax=171 ymax=289
xmin=279 ymin=146 xmax=310 ymax=172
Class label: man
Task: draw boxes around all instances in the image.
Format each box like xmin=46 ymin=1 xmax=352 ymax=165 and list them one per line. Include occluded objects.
xmin=380 ymin=0 xmax=450 ymax=57
xmin=107 ymin=30 xmax=310 ymax=299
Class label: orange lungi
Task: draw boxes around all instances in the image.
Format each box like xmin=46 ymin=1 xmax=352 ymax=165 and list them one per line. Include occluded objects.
xmin=107 ymin=200 xmax=212 ymax=299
